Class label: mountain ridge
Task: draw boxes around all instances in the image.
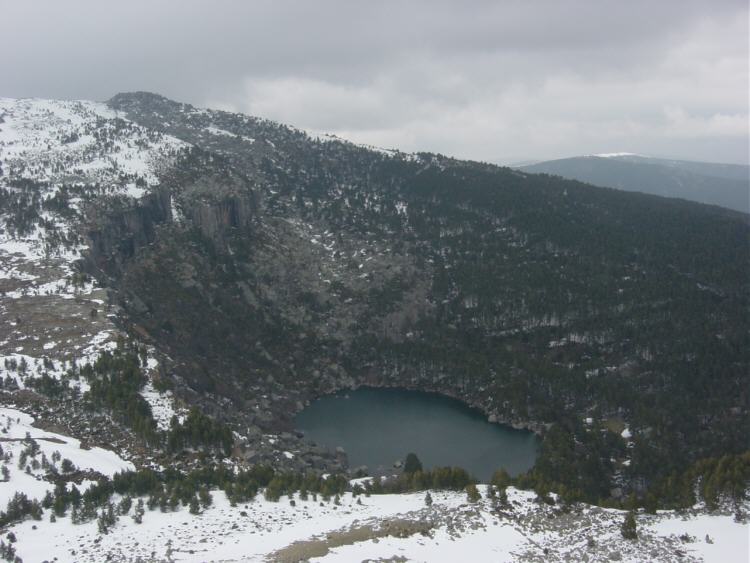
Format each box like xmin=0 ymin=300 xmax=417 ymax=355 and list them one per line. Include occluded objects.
xmin=519 ymin=153 xmax=749 ymax=213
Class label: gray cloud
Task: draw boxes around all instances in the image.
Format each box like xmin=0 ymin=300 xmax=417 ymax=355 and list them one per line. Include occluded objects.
xmin=2 ymin=0 xmax=747 ymax=164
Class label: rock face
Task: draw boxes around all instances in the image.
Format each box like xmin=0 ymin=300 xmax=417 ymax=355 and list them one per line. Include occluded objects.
xmin=38 ymin=91 xmax=745 ymax=482
xmin=187 ymin=196 xmax=254 ymax=243
xmin=167 ymin=164 xmax=258 ymax=244
xmin=86 ymin=188 xmax=173 ymax=276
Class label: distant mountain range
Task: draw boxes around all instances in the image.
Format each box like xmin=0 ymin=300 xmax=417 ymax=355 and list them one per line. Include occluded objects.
xmin=519 ymin=153 xmax=749 ymax=213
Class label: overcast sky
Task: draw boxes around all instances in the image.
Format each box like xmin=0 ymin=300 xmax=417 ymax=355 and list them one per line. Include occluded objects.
xmin=2 ymin=0 xmax=748 ymax=164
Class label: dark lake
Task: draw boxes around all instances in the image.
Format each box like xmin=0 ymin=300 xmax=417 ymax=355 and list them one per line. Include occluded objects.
xmin=294 ymin=387 xmax=539 ymax=482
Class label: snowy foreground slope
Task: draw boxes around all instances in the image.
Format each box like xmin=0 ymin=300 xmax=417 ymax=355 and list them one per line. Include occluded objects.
xmin=0 ymin=98 xmax=183 ymax=432
xmin=0 ymin=408 xmax=134 ymax=507
xmin=0 ymin=406 xmax=746 ymax=563
xmin=0 ymin=412 xmax=744 ymax=563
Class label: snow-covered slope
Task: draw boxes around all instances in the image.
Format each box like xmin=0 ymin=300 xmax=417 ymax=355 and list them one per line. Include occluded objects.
xmin=0 ymin=407 xmax=134 ymax=507
xmin=3 ymin=464 xmax=746 ymax=563
xmin=0 ymin=97 xmax=190 ymax=558
xmin=0 ymin=97 xmax=185 ymax=192
xmin=0 ymin=97 xmax=185 ymax=422
xmin=0 ymin=402 xmax=746 ymax=562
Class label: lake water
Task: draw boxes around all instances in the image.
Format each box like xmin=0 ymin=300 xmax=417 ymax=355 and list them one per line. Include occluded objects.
xmin=294 ymin=387 xmax=539 ymax=481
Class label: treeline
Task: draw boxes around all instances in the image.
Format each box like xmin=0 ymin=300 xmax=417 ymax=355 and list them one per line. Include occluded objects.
xmin=364 ymin=466 xmax=473 ymax=495
xmin=0 ymin=461 xmax=478 ymax=534
xmin=0 ymin=492 xmax=42 ymax=528
xmin=3 ymin=451 xmax=746 ymax=540
xmin=83 ymin=349 xmax=234 ymax=455
xmin=634 ymin=452 xmax=750 ymax=512
xmin=512 ymin=423 xmax=750 ymax=511
xmin=0 ymin=465 xmax=302 ymax=533
xmin=514 ymin=421 xmax=626 ymax=504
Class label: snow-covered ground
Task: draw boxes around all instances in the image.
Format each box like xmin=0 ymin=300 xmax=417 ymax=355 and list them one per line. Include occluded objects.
xmin=141 ymin=356 xmax=181 ymax=430
xmin=0 ymin=97 xmax=186 ymax=189
xmin=0 ymin=97 xmax=181 ymax=426
xmin=646 ymin=511 xmax=749 ymax=563
xmin=205 ymin=125 xmax=255 ymax=143
xmin=4 ymin=469 xmax=747 ymax=562
xmin=0 ymin=407 xmax=134 ymax=508
xmin=590 ymin=152 xmax=641 ymax=158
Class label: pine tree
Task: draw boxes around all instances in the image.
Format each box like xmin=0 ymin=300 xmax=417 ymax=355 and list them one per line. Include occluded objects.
xmin=0 ymin=540 xmax=16 ymax=562
xmin=41 ymin=491 xmax=54 ymax=509
xmin=466 ymin=483 xmax=481 ymax=503
xmin=168 ymin=493 xmax=179 ymax=512
xmin=132 ymin=499 xmax=145 ymax=524
xmin=491 ymin=469 xmax=511 ymax=490
xmin=189 ymin=496 xmax=200 ymax=515
xmin=97 ymin=513 xmax=108 ymax=534
xmin=53 ymin=494 xmax=67 ymax=517
xmin=30 ymin=499 xmax=42 ymax=520
xmin=621 ymin=511 xmax=638 ymax=540
xmin=119 ymin=496 xmax=132 ymax=515
xmin=70 ymin=504 xmax=79 ymax=525
xmin=404 ymin=453 xmax=423 ymax=474
xmin=425 ymin=491 xmax=433 ymax=507
xmin=198 ymin=487 xmax=212 ymax=509
xmin=97 ymin=504 xmax=117 ymax=535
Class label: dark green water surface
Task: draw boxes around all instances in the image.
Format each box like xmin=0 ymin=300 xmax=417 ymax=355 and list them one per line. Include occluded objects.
xmin=294 ymin=387 xmax=539 ymax=481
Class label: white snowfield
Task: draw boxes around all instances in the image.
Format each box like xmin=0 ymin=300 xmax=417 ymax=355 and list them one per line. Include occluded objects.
xmin=0 ymin=97 xmax=181 ymax=424
xmin=0 ymin=97 xmax=187 ymax=281
xmin=590 ymin=152 xmax=641 ymax=158
xmin=0 ymin=407 xmax=134 ymax=508
xmin=5 ymin=475 xmax=748 ymax=562
xmin=142 ymin=356 xmax=183 ymax=430
xmin=0 ymin=97 xmax=187 ymax=189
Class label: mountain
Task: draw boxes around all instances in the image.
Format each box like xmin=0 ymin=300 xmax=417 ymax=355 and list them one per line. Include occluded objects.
xmin=519 ymin=153 xmax=749 ymax=213
xmin=0 ymin=91 xmax=748 ymax=532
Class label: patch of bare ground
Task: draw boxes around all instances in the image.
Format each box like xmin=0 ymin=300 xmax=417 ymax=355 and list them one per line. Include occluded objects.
xmin=268 ymin=516 xmax=434 ymax=562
